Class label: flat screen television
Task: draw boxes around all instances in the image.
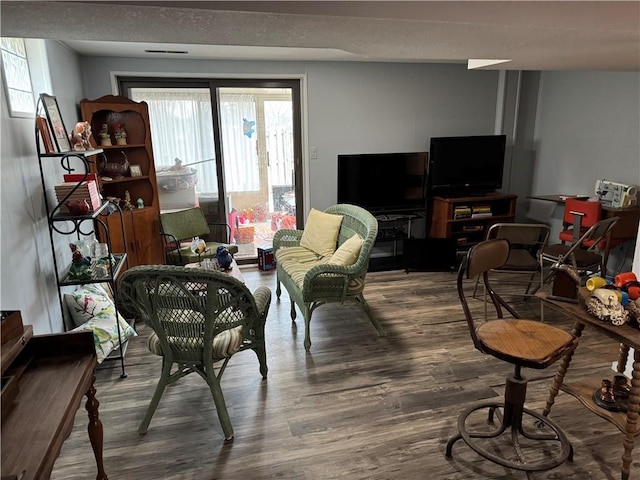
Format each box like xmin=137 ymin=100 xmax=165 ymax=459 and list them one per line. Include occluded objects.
xmin=428 ymin=134 xmax=506 ymax=197
xmin=337 ymin=152 xmax=427 ymax=213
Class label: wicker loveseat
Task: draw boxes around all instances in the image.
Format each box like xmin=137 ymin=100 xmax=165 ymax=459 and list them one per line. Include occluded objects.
xmin=272 ymin=204 xmax=385 ymax=351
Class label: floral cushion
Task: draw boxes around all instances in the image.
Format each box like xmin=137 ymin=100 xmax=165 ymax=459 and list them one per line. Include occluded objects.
xmin=146 ymin=325 xmax=244 ymax=359
xmin=65 ymin=284 xmax=137 ymax=363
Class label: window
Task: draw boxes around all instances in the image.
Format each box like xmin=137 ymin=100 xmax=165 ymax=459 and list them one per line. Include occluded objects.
xmin=1 ymin=38 xmax=35 ymax=117
xmin=130 ymin=88 xmax=262 ymax=194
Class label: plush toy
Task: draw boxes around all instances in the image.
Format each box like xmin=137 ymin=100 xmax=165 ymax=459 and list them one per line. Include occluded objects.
xmin=215 ymin=245 xmax=233 ymax=270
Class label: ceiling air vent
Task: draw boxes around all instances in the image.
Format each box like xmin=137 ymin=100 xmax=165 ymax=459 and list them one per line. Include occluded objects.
xmin=144 ymin=49 xmax=189 ymax=55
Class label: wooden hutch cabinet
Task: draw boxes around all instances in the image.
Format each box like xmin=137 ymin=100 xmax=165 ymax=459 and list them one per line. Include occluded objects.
xmin=80 ymin=95 xmax=164 ymax=268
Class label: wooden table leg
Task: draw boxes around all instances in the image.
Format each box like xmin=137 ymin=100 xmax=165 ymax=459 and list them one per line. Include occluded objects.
xmin=85 ymin=375 xmax=108 ymax=480
xmin=543 ymin=320 xmax=585 ymax=417
xmin=621 ymin=348 xmax=639 ymax=480
xmin=617 ymin=343 xmax=630 ymax=374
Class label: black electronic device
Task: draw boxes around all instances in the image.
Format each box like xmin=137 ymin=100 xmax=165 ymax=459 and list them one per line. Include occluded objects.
xmin=428 ymin=135 xmax=506 ymax=197
xmin=337 ymin=152 xmax=427 ymax=213
xmin=403 ymin=238 xmax=459 ymax=272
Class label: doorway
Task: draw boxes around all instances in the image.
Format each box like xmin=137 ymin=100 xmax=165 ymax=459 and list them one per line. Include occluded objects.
xmin=119 ymin=77 xmax=303 ymax=262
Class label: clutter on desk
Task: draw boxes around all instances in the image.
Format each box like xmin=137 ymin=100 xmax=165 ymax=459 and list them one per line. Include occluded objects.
xmin=595 ymin=179 xmax=638 ymax=208
xmin=584 ymin=271 xmax=640 ymax=327
xmin=548 ymin=261 xmax=580 ymax=303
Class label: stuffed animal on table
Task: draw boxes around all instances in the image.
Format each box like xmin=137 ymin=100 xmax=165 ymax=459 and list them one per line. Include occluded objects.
xmin=215 ymin=245 xmax=233 ymax=270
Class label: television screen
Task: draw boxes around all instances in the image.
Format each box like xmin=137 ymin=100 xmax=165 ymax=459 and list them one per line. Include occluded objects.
xmin=428 ymin=135 xmax=506 ymax=196
xmin=337 ymin=152 xmax=427 ymax=213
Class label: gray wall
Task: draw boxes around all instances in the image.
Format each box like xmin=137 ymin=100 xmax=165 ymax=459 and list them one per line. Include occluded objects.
xmin=1 ymin=40 xmax=85 ymax=333
xmin=80 ymin=57 xmax=500 ymax=211
xmin=533 ymin=71 xmax=640 ymax=195
xmin=531 ymin=70 xmax=640 ymax=273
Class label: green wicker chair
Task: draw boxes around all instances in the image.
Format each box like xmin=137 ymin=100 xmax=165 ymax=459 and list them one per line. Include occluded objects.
xmin=117 ymin=265 xmax=271 ymax=441
xmin=160 ymin=207 xmax=238 ymax=266
xmin=272 ymin=204 xmax=384 ymax=351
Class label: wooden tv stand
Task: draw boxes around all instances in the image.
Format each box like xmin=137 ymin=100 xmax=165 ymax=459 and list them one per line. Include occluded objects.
xmin=429 ymin=193 xmax=517 ymax=249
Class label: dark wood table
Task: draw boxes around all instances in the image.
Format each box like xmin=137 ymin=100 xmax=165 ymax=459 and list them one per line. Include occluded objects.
xmin=1 ymin=324 xmax=108 ymax=480
xmin=539 ymin=288 xmax=639 ymax=480
xmin=527 ymin=194 xmax=640 ymax=276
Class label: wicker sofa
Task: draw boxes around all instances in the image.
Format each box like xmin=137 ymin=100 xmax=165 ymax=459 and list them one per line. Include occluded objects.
xmin=272 ymin=204 xmax=385 ymax=350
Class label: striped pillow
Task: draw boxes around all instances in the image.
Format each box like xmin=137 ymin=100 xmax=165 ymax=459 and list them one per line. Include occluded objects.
xmin=147 ymin=324 xmax=244 ymax=359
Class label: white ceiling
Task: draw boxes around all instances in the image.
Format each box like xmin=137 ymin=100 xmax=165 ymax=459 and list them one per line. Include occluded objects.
xmin=2 ymin=1 xmax=639 ymax=70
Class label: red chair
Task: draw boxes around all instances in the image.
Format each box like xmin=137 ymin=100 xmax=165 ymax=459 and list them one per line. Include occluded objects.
xmin=558 ymin=198 xmax=602 ymax=244
xmin=559 ymin=198 xmax=622 ymax=253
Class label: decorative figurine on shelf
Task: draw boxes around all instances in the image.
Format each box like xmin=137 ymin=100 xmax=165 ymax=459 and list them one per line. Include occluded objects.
xmin=105 ymin=196 xmax=121 ymax=215
xmin=593 ymin=374 xmax=632 ymax=412
xmin=68 ymin=243 xmax=92 ymax=280
xmin=69 ymin=121 xmax=92 ymax=151
xmin=99 ymin=123 xmax=112 ymax=147
xmin=136 ymin=197 xmax=144 ymax=209
xmin=65 ymin=198 xmax=91 ymax=216
xmin=627 ymin=298 xmax=640 ymax=329
xmin=100 ymin=150 xmax=129 ymax=180
xmin=114 ymin=123 xmax=127 ymax=145
xmin=215 ymin=245 xmax=233 ymax=270
xmin=121 ymin=190 xmax=135 ymax=211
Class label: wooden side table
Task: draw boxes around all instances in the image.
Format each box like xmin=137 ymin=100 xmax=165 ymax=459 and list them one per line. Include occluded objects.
xmin=539 ymin=289 xmax=640 ymax=480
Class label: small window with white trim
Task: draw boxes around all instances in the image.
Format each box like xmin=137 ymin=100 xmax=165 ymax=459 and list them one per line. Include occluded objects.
xmin=1 ymin=37 xmax=35 ymax=117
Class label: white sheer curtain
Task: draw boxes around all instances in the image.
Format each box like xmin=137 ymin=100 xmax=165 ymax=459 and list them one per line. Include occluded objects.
xmin=219 ymin=93 xmax=259 ymax=192
xmin=130 ymin=89 xmax=259 ymax=194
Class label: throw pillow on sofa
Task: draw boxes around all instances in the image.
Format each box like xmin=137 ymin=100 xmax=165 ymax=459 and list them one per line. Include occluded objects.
xmin=328 ymin=234 xmax=363 ymax=266
xmin=300 ymin=208 xmax=344 ymax=257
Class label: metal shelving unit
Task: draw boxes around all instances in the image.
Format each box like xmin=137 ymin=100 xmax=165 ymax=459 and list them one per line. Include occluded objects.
xmin=35 ymin=96 xmax=130 ymax=378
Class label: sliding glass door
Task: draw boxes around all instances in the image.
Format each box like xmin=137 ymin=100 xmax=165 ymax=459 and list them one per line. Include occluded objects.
xmin=120 ymin=78 xmax=302 ymax=262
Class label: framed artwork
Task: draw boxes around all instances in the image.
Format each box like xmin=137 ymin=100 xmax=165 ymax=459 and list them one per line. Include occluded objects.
xmin=40 ymin=94 xmax=71 ymax=152
xmin=129 ymin=164 xmax=143 ymax=177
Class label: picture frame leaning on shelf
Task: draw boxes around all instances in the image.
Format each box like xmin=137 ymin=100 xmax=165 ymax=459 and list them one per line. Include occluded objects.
xmin=40 ymin=93 xmax=71 ymax=152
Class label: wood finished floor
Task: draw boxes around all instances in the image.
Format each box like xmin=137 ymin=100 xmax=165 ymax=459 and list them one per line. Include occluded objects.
xmin=51 ymin=267 xmax=639 ymax=480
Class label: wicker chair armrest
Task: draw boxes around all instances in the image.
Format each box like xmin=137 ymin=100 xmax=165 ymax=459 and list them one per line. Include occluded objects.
xmin=302 ymin=262 xmax=364 ymax=291
xmin=252 ymin=286 xmax=272 ymax=318
xmin=272 ymin=229 xmax=304 ymax=249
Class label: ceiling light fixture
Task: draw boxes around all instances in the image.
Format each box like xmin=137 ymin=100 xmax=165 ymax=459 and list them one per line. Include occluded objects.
xmin=468 ymin=59 xmax=512 ymax=69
